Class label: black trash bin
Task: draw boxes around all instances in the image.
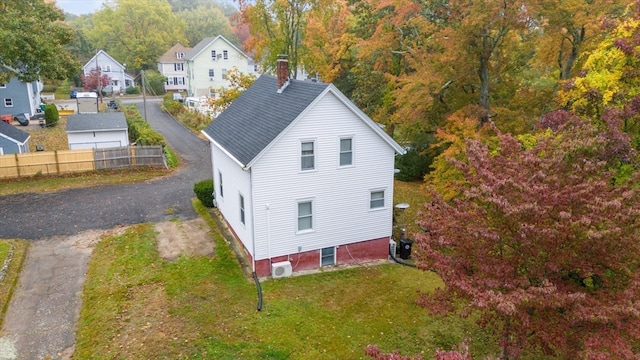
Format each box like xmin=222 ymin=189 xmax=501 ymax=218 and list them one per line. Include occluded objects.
xmin=399 ymin=238 xmax=413 ymax=259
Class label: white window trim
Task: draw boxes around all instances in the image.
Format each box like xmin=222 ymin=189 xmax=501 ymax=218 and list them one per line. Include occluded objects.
xmin=320 ymin=246 xmax=336 ymax=267
xmin=223 ymin=50 xmax=229 ymax=60
xmin=296 ymin=198 xmax=315 ymax=234
xmin=299 ymin=139 xmax=317 ymax=172
xmin=338 ymin=136 xmax=354 ymax=168
xmin=369 ymin=188 xmax=386 ymax=210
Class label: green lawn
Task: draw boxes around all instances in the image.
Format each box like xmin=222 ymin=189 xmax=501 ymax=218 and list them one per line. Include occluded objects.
xmin=73 ymin=199 xmax=498 ymax=359
xmin=0 ymin=240 xmax=29 ymax=327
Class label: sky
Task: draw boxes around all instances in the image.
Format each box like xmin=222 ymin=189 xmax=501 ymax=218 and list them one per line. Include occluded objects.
xmin=56 ymin=0 xmax=104 ymax=15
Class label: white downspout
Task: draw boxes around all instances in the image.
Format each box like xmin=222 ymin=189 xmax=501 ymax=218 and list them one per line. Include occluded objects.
xmin=265 ymin=203 xmax=271 ymax=273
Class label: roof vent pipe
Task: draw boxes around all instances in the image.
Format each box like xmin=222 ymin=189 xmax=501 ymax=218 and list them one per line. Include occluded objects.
xmin=276 ymin=54 xmax=289 ymax=93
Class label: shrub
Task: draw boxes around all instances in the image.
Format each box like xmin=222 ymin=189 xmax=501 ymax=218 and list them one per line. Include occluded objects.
xmin=124 ymin=104 xmax=166 ymax=146
xmin=125 ymin=86 xmax=140 ymax=95
xmin=162 ymin=93 xmax=185 ymax=116
xmin=193 ymin=180 xmax=215 ymax=207
xmin=44 ymin=104 xmax=59 ymax=127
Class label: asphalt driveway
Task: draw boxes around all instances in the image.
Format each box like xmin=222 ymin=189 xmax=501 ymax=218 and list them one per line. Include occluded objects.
xmin=0 ymin=99 xmax=213 ymax=360
xmin=0 ymin=98 xmax=212 ymax=240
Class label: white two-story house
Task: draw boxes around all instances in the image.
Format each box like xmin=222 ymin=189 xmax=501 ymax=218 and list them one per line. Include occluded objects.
xmin=202 ymin=58 xmax=405 ymax=278
xmin=157 ymin=43 xmax=192 ymax=93
xmin=184 ymin=35 xmax=256 ymax=97
xmin=83 ymin=50 xmax=134 ymax=94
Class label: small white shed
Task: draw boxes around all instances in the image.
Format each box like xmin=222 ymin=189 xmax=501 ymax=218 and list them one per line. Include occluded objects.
xmin=76 ymin=92 xmax=99 ymax=114
xmin=66 ymin=113 xmax=129 ymax=150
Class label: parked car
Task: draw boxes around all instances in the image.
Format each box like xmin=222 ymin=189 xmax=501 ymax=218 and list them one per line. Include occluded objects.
xmin=70 ymin=89 xmax=78 ymax=99
xmin=14 ymin=114 xmax=29 ymax=126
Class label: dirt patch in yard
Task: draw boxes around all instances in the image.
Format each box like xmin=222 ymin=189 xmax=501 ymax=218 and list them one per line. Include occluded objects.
xmin=155 ymin=218 xmax=215 ymax=261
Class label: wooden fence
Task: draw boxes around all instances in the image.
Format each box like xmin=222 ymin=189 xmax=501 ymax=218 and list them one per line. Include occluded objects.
xmin=0 ymin=146 xmax=166 ymax=179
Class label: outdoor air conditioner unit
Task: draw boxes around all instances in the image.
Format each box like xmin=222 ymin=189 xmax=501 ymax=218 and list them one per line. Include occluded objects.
xmin=271 ymin=261 xmax=292 ymax=278
xmin=389 ymin=238 xmax=397 ymax=257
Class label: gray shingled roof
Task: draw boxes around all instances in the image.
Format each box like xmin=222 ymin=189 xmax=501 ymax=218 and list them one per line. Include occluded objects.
xmin=186 ymin=35 xmax=248 ymax=61
xmin=202 ymin=75 xmax=329 ymax=166
xmin=66 ymin=113 xmax=127 ymax=132
xmin=0 ymin=120 xmax=30 ymax=143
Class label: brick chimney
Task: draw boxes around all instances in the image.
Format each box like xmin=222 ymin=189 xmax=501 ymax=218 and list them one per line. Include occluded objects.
xmin=276 ymin=54 xmax=289 ymax=92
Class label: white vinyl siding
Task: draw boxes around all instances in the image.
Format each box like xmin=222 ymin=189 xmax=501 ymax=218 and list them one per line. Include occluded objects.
xmin=249 ymin=92 xmax=396 ymax=261
xmin=339 ymin=137 xmax=353 ymax=166
xmin=209 ymin=143 xmax=253 ymax=255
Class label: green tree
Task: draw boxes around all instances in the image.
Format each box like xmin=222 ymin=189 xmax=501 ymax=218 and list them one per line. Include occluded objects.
xmin=0 ymin=0 xmax=79 ymax=83
xmin=141 ymin=70 xmax=167 ymax=96
xmin=89 ymin=0 xmax=187 ymax=72
xmin=207 ymin=68 xmax=256 ymax=115
xmin=179 ymin=5 xmax=236 ymax=47
xmin=238 ymin=0 xmax=316 ymax=75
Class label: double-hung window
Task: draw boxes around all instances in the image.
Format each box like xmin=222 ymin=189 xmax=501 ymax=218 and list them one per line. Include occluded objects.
xmin=300 ymin=141 xmax=315 ymax=171
xmin=223 ymin=50 xmax=228 ymax=60
xmin=174 ymin=63 xmax=184 ymax=71
xmin=209 ymin=69 xmax=215 ymax=78
xmin=239 ymin=194 xmax=245 ymax=225
xmin=297 ymin=200 xmax=313 ymax=232
xmin=370 ymin=190 xmax=385 ymax=209
xmin=211 ymin=50 xmax=217 ymax=60
xmin=339 ymin=137 xmax=353 ymax=166
xmin=218 ymin=171 xmax=224 ymax=198
xmin=4 ymin=98 xmax=13 ymax=107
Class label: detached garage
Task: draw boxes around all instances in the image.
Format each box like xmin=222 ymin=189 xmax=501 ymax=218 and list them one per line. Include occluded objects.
xmin=66 ymin=113 xmax=129 ymax=150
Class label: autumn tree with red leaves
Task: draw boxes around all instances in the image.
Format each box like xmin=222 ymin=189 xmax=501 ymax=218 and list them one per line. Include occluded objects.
xmin=413 ymin=114 xmax=640 ymax=359
xmin=81 ymin=68 xmax=111 ymax=93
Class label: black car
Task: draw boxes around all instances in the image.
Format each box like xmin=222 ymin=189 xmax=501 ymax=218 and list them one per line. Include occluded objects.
xmin=14 ymin=114 xmax=29 ymax=126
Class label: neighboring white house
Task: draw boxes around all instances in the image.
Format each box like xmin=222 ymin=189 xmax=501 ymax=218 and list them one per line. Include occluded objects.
xmin=158 ymin=43 xmax=192 ymax=93
xmin=0 ymin=77 xmax=43 ymax=118
xmin=83 ymin=50 xmax=134 ymax=94
xmin=184 ymin=35 xmax=257 ymax=97
xmin=0 ymin=120 xmax=30 ymax=155
xmin=201 ymin=58 xmax=405 ymax=278
xmin=66 ymin=113 xmax=129 ymax=150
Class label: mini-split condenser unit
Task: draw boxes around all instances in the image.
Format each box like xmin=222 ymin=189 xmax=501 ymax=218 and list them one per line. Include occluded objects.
xmin=271 ymin=260 xmax=293 ymax=278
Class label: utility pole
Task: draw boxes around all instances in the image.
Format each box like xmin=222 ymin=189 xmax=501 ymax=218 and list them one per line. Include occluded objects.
xmin=96 ymin=50 xmax=103 ymax=104
xmin=141 ymin=70 xmax=147 ymax=122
